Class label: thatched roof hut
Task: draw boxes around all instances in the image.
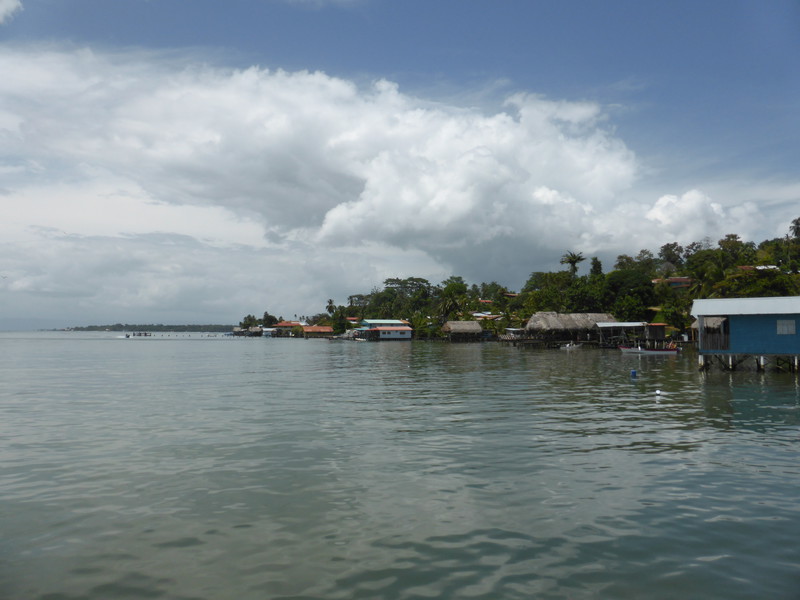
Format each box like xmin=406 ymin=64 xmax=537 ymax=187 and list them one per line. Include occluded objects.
xmin=441 ymin=320 xmax=483 ymax=342
xmin=690 ymin=316 xmax=727 ymax=342
xmin=525 ymin=312 xmax=616 ymax=340
xmin=690 ymin=317 xmax=726 ymax=330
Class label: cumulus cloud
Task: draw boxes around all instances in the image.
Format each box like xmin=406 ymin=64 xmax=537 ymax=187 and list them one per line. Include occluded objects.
xmin=646 ymin=190 xmax=725 ymax=238
xmin=645 ymin=191 xmax=767 ymax=246
xmin=0 ymin=44 xmax=794 ymax=325
xmin=0 ymin=0 xmax=21 ymax=24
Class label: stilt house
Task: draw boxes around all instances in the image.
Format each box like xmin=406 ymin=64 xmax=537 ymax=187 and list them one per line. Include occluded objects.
xmin=692 ymin=296 xmax=800 ymax=355
xmin=525 ymin=312 xmax=616 ymax=342
xmin=441 ymin=321 xmax=483 ymax=342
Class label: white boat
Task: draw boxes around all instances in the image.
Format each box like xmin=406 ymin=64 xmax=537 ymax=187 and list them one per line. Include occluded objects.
xmin=560 ymin=342 xmax=582 ymax=350
xmin=619 ymin=345 xmax=679 ymax=355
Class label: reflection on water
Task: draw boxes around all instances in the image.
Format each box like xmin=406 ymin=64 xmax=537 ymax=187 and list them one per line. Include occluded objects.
xmin=0 ymin=333 xmax=798 ymax=599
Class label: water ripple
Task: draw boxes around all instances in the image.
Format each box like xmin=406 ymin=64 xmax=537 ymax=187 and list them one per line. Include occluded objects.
xmin=1 ymin=334 xmax=798 ymax=599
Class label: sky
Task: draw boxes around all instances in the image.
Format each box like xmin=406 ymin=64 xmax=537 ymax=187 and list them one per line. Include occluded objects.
xmin=1 ymin=0 xmax=799 ymax=329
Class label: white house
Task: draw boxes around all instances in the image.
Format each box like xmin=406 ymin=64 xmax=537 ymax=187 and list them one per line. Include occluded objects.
xmin=358 ymin=319 xmax=413 ymax=341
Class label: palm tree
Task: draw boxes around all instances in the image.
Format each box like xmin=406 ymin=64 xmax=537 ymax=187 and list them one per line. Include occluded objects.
xmin=326 ymin=299 xmax=335 ymax=315
xmin=790 ymin=217 xmax=800 ymax=240
xmin=560 ymin=251 xmax=585 ymax=276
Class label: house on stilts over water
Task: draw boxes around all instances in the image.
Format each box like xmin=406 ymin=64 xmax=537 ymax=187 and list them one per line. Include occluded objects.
xmin=691 ymin=296 xmax=800 ymax=371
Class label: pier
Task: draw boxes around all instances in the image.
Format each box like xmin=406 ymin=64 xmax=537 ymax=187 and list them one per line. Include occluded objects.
xmin=697 ymin=353 xmax=800 ymax=372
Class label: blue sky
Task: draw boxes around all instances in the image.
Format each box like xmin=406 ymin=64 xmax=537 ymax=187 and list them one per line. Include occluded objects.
xmin=1 ymin=0 xmax=799 ymax=328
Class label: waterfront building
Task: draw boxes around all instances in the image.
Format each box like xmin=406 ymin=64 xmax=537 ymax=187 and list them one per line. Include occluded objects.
xmin=525 ymin=312 xmax=616 ymax=343
xmin=302 ymin=325 xmax=334 ymax=339
xmin=358 ymin=319 xmax=413 ymax=341
xmin=441 ymin=320 xmax=484 ymax=342
xmin=692 ymin=296 xmax=800 ymax=370
xmin=274 ymin=321 xmax=303 ymax=337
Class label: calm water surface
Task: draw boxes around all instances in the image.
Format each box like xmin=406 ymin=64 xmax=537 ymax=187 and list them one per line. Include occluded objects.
xmin=1 ymin=332 xmax=798 ymax=599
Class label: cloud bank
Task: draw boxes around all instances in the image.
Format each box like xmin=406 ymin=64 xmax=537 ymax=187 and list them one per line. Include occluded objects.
xmin=0 ymin=45 xmax=793 ymax=325
xmin=0 ymin=0 xmax=21 ymax=24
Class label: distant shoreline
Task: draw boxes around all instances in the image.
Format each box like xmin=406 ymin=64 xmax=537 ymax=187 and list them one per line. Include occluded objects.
xmin=63 ymin=324 xmax=235 ymax=333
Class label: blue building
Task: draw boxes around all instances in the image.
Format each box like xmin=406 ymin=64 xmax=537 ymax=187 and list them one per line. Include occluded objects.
xmin=691 ymin=296 xmax=800 ymax=370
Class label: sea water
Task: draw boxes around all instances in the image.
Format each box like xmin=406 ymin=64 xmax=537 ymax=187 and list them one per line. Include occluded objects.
xmin=0 ymin=331 xmax=798 ymax=599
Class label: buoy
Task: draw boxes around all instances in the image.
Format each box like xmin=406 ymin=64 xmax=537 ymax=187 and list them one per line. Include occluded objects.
xmin=630 ymin=369 xmax=637 ymax=378
xmin=656 ymin=389 xmax=661 ymax=395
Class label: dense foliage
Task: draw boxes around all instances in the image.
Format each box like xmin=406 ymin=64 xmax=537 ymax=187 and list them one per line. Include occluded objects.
xmin=243 ymin=221 xmax=800 ymax=335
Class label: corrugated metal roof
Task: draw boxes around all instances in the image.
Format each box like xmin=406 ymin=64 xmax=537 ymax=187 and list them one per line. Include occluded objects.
xmin=692 ymin=296 xmax=800 ymax=316
xmin=596 ymin=322 xmax=647 ymax=328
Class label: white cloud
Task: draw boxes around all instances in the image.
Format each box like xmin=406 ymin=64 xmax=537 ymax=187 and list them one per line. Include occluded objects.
xmin=644 ymin=190 xmax=768 ymax=247
xmin=0 ymin=0 xmax=21 ymax=24
xmin=1 ymin=44 xmax=797 ymax=325
xmin=646 ymin=190 xmax=724 ymax=238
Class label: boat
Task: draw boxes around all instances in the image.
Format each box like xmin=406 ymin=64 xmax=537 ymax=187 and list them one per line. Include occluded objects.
xmin=619 ymin=345 xmax=679 ymax=355
xmin=560 ymin=342 xmax=582 ymax=350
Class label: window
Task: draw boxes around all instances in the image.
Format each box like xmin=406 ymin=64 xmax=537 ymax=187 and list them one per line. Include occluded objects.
xmin=777 ymin=319 xmax=796 ymax=335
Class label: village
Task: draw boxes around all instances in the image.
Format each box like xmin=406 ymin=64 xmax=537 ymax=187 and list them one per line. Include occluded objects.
xmin=233 ymin=298 xmax=800 ymax=374
xmin=229 ymin=227 xmax=800 ymax=372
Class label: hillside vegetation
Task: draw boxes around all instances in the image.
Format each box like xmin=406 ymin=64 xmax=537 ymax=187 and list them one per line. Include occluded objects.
xmin=241 ymin=222 xmax=800 ymax=336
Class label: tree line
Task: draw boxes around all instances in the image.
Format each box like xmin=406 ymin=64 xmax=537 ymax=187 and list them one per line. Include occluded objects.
xmin=242 ymin=219 xmax=800 ymax=337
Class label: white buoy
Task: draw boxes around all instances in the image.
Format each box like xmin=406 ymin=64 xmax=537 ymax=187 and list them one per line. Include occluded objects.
xmin=656 ymin=389 xmax=661 ymax=395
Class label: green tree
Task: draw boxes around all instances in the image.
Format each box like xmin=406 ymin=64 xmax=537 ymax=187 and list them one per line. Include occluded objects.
xmin=634 ymin=249 xmax=659 ymax=277
xmin=756 ymin=237 xmax=787 ymax=267
xmin=658 ymin=242 xmax=684 ymax=272
xmin=605 ymin=270 xmax=656 ymax=319
xmin=560 ymin=251 xmax=585 ymax=276
xmin=564 ymin=274 xmax=608 ymax=313
xmin=791 ymin=217 xmax=800 ymax=239
xmin=712 ymin=269 xmax=800 ymax=298
xmin=685 ymin=248 xmax=726 ymax=298
xmin=717 ymin=234 xmax=756 ymax=268
xmin=437 ymin=289 xmax=462 ymax=322
xmin=240 ymin=314 xmax=259 ymax=327
xmin=331 ymin=306 xmax=349 ymax=334
xmin=522 ymin=271 xmax=549 ymax=293
xmin=526 ymin=271 xmax=572 ymax=312
xmin=660 ymin=293 xmax=693 ymax=332
xmin=440 ymin=275 xmax=468 ymax=295
xmin=611 ymin=294 xmax=650 ymax=322
xmin=614 ymin=254 xmax=636 ymax=271
xmin=409 ymin=312 xmax=437 ymax=339
xmin=682 ymin=238 xmax=713 ymax=262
